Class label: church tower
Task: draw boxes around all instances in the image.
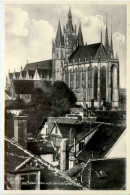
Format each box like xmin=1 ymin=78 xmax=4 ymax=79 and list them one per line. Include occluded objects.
xmin=64 ymin=7 xmax=77 ymax=61
xmin=52 ymin=8 xmax=77 ymax=82
xmin=52 ymin=20 xmax=65 ymax=81
xmin=77 ymin=23 xmax=84 ymax=46
xmin=105 ymin=14 xmax=110 ymax=57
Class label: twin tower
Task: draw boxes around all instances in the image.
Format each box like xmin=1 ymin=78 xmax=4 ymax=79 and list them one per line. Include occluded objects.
xmin=52 ymin=8 xmax=120 ymax=108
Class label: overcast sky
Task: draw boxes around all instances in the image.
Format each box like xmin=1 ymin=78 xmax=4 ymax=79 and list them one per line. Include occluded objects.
xmin=5 ymin=3 xmax=126 ymax=87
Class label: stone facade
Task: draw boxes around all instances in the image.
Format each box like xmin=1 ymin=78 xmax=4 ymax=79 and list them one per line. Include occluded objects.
xmin=52 ymin=8 xmax=120 ymax=108
xmin=6 ymin=8 xmax=120 ymax=108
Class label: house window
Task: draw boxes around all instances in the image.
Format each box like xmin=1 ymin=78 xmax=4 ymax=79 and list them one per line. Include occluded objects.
xmin=79 ymin=142 xmax=85 ymax=151
xmin=21 ymin=173 xmax=37 ymax=190
xmin=95 ymin=170 xmax=107 ymax=178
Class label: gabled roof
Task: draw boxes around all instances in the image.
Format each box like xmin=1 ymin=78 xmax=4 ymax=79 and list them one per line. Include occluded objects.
xmin=21 ymin=70 xmax=27 ymax=78
xmin=9 ymin=73 xmax=14 ymax=79
xmin=52 ymin=122 xmax=101 ymax=146
xmin=13 ymin=80 xmax=52 ymax=94
xmin=14 ymin=72 xmax=20 ymax=79
xmin=54 ymin=123 xmax=84 ymax=139
xmin=5 ymin=138 xmax=31 ymax=173
xmin=81 ymin=158 xmax=126 ymax=190
xmin=36 ymin=68 xmax=49 ymax=78
xmin=38 ymin=117 xmax=80 ymax=135
xmin=28 ymin=70 xmax=35 ymax=77
xmin=13 ymin=80 xmax=34 ymax=94
xmin=77 ymin=123 xmax=126 ymax=163
xmin=69 ymin=43 xmax=108 ymax=63
xmin=24 ymin=59 xmax=52 ymax=71
xmin=5 ymin=137 xmax=83 ymax=190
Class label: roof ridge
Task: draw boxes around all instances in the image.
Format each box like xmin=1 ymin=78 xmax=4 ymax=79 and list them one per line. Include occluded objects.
xmin=26 ymin=59 xmax=52 ymax=65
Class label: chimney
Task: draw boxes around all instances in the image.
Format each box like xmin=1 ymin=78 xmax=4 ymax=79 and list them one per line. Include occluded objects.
xmin=69 ymin=138 xmax=77 ymax=169
xmin=14 ymin=116 xmax=27 ymax=148
xmin=60 ymin=138 xmax=68 ymax=172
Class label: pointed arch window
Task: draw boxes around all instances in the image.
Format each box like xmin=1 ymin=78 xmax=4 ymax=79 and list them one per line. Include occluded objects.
xmin=100 ymin=66 xmax=106 ymax=100
xmin=94 ymin=67 xmax=98 ymax=100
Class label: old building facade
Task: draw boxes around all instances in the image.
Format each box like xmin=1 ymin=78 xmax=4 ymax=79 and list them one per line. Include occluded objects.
xmin=6 ymin=8 xmax=120 ymax=108
xmin=52 ymin=8 xmax=119 ymax=108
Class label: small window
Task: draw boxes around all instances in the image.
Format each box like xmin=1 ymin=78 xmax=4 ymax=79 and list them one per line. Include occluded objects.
xmin=95 ymin=170 xmax=107 ymax=178
xmin=21 ymin=173 xmax=37 ymax=190
xmin=79 ymin=142 xmax=85 ymax=151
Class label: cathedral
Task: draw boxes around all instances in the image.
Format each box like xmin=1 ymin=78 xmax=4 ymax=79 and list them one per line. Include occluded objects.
xmin=6 ymin=8 xmax=120 ymax=108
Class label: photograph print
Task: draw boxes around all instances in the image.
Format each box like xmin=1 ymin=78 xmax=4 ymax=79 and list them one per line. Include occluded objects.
xmin=4 ymin=2 xmax=127 ymax=191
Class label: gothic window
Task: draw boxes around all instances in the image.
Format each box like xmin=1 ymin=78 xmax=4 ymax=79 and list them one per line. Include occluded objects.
xmin=111 ymin=64 xmax=118 ymax=101
xmin=100 ymin=66 xmax=106 ymax=100
xmin=94 ymin=67 xmax=98 ymax=100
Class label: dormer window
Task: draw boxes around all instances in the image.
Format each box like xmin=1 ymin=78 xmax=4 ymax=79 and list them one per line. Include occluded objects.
xmin=95 ymin=170 xmax=107 ymax=178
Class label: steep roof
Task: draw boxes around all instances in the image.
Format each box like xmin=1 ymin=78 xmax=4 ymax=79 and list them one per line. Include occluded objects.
xmin=5 ymin=138 xmax=30 ymax=173
xmin=56 ymin=123 xmax=84 ymax=139
xmin=21 ymin=71 xmax=27 ymax=78
xmin=55 ymin=20 xmax=63 ymax=47
xmin=27 ymin=140 xmax=55 ymax=154
xmin=38 ymin=117 xmax=80 ymax=135
xmin=81 ymin=158 xmax=126 ymax=190
xmin=77 ymin=23 xmax=84 ymax=46
xmin=13 ymin=80 xmax=52 ymax=94
xmin=66 ymin=8 xmax=74 ymax=32
xmin=54 ymin=122 xmax=100 ymax=145
xmin=77 ymin=123 xmax=126 ymax=163
xmin=9 ymin=73 xmax=14 ymax=79
xmin=69 ymin=43 xmax=108 ymax=63
xmin=24 ymin=59 xmax=52 ymax=71
xmin=13 ymin=80 xmax=34 ymax=94
xmin=28 ymin=70 xmax=35 ymax=77
xmin=5 ymin=137 xmax=83 ymax=190
xmin=14 ymin=72 xmax=20 ymax=79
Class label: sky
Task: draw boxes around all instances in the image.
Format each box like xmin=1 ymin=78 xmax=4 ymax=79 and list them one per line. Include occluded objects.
xmin=4 ymin=3 xmax=127 ymax=87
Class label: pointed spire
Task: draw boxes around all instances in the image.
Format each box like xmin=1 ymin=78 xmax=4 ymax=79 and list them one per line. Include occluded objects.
xmin=110 ymin=25 xmax=114 ymax=58
xmin=77 ymin=23 xmax=84 ymax=46
xmin=21 ymin=66 xmax=22 ymax=72
xmin=101 ymin=27 xmax=102 ymax=43
xmin=68 ymin=7 xmax=72 ymax=19
xmin=55 ymin=20 xmax=63 ymax=47
xmin=66 ymin=7 xmax=74 ymax=31
xmin=105 ymin=13 xmax=110 ymax=53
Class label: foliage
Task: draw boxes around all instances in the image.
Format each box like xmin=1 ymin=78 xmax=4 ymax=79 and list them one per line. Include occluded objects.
xmin=31 ymin=88 xmax=51 ymax=106
xmin=50 ymin=98 xmax=70 ymax=116
xmin=105 ymin=102 xmax=112 ymax=110
xmin=50 ymin=81 xmax=77 ymax=116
